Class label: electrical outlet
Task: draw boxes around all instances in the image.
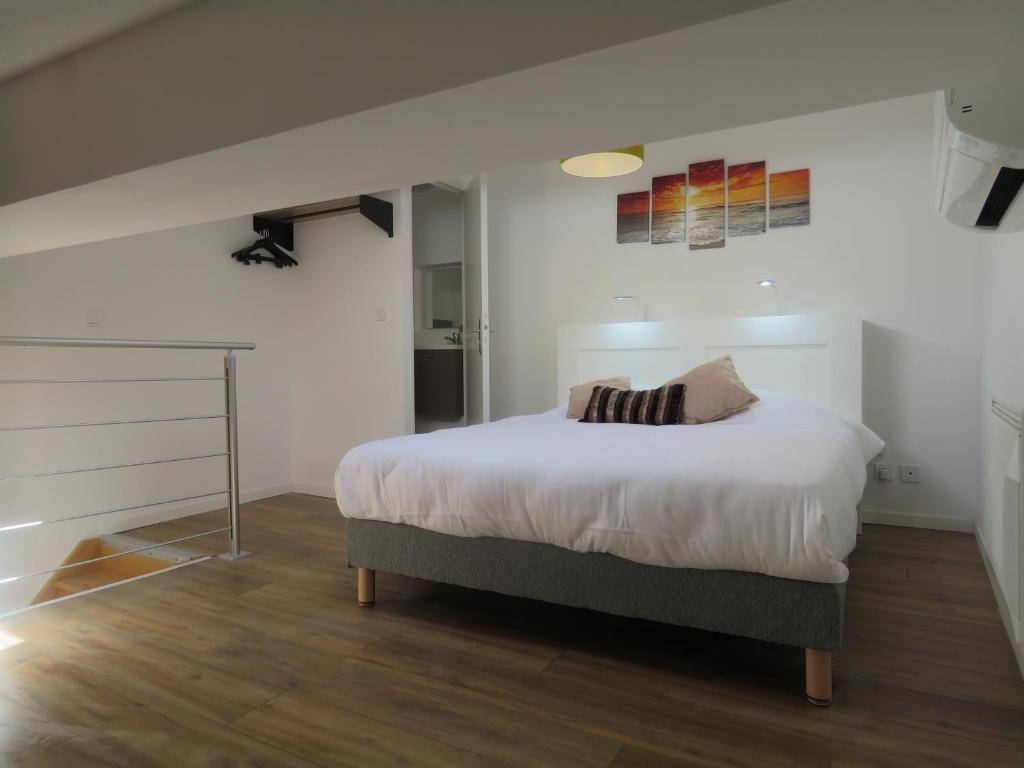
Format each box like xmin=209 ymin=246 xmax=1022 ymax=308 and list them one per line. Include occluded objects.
xmin=900 ymin=464 xmax=921 ymax=483
xmin=874 ymin=462 xmax=894 ymax=481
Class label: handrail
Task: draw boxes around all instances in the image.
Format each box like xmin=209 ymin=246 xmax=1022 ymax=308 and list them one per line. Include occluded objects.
xmin=0 ymin=377 xmax=225 ymax=384
xmin=0 ymin=490 xmax=228 ymax=532
xmin=0 ymin=336 xmax=253 ymax=594
xmin=0 ymin=414 xmax=226 ymax=432
xmin=0 ymin=336 xmax=255 ymax=351
xmin=0 ymin=452 xmax=228 ymax=482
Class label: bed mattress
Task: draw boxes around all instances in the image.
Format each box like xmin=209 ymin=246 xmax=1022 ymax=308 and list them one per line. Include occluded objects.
xmin=334 ymin=392 xmax=883 ymax=583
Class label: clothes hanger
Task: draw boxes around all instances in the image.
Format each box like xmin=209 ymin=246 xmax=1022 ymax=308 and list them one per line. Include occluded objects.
xmin=231 ymin=235 xmax=297 ymax=268
xmin=259 ymin=238 xmax=298 ymax=268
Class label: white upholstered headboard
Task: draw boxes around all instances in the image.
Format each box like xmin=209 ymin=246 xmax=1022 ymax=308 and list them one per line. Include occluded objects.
xmin=557 ymin=314 xmax=863 ymax=423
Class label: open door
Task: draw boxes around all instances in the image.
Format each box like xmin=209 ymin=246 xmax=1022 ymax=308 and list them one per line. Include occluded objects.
xmin=463 ymin=174 xmax=490 ymax=424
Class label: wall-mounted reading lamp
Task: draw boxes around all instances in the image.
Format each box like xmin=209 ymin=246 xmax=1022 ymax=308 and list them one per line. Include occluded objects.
xmin=612 ymin=295 xmax=646 ymax=321
xmin=758 ymin=280 xmax=781 ymax=316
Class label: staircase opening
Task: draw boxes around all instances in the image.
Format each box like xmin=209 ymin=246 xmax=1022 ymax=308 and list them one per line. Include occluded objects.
xmin=32 ymin=534 xmax=205 ymax=605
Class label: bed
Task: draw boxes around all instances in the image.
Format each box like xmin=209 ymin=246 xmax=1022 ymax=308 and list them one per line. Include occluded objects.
xmin=335 ymin=314 xmax=881 ymax=705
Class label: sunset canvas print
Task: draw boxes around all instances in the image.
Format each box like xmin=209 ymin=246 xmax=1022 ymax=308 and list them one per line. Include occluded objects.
xmin=727 ymin=161 xmax=766 ymax=237
xmin=651 ymin=173 xmax=686 ymax=244
xmin=616 ymin=191 xmax=650 ymax=243
xmin=687 ymin=159 xmax=725 ymax=249
xmin=769 ymin=168 xmax=810 ymax=228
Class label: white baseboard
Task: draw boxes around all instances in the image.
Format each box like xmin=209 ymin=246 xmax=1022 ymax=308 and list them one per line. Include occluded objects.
xmin=858 ymin=508 xmax=974 ymax=533
xmin=975 ymin=524 xmax=1024 ymax=680
xmin=288 ymin=483 xmax=335 ymax=499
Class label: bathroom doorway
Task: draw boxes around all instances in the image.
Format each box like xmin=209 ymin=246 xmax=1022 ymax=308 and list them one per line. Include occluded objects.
xmin=412 ymin=183 xmax=466 ymax=433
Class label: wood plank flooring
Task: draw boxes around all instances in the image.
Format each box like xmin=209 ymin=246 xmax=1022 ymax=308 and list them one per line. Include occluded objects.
xmin=1 ymin=493 xmax=1022 ymax=766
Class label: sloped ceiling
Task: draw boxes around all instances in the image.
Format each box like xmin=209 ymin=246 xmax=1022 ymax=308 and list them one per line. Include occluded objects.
xmin=0 ymin=0 xmax=193 ymax=83
xmin=0 ymin=0 xmax=1021 ymax=258
xmin=0 ymin=0 xmax=779 ymax=206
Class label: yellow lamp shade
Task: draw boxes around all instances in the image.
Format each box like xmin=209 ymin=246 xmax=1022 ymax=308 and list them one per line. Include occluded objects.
xmin=560 ymin=145 xmax=644 ymax=178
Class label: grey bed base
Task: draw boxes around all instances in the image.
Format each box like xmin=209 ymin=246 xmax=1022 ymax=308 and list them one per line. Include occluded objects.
xmin=346 ymin=518 xmax=844 ymax=704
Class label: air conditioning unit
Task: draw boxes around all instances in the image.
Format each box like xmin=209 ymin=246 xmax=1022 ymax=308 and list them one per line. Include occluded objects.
xmin=936 ymin=87 xmax=1024 ymax=232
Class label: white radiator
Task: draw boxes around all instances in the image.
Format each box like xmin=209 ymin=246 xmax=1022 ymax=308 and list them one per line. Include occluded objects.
xmin=982 ymin=399 xmax=1023 ymax=660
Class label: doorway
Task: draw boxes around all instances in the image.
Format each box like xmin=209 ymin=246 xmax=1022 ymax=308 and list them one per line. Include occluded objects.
xmin=411 ymin=178 xmax=488 ymax=433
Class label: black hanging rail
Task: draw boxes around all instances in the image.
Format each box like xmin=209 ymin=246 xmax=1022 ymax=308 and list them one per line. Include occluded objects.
xmin=232 ymin=194 xmax=394 ymax=268
xmin=254 ymin=194 xmax=393 ymax=237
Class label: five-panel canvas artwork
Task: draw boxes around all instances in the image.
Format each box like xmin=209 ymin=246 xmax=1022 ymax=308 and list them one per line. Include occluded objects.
xmin=617 ymin=160 xmax=809 ymax=246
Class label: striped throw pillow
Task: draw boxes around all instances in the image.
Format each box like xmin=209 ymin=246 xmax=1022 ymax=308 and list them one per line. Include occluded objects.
xmin=579 ymin=384 xmax=687 ymax=425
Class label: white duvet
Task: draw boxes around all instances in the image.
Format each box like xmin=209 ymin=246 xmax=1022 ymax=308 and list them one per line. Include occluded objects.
xmin=334 ymin=392 xmax=883 ymax=583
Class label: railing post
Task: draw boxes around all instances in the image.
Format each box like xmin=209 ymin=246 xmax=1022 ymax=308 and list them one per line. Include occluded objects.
xmin=220 ymin=351 xmax=249 ymax=560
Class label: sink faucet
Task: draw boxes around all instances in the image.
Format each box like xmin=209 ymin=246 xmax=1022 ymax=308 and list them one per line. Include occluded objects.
xmin=444 ymin=329 xmax=462 ymax=345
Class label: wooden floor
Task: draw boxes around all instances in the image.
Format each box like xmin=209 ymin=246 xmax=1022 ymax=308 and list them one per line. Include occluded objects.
xmin=1 ymin=494 xmax=1022 ymax=767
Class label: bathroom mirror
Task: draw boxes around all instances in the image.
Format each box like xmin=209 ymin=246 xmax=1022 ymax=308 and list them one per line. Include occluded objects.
xmin=423 ymin=264 xmax=462 ymax=329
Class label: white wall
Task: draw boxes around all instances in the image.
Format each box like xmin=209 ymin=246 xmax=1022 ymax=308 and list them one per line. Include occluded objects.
xmin=0 ymin=198 xmax=412 ymax=611
xmin=978 ymin=230 xmax=1024 ymax=654
xmin=288 ymin=190 xmax=413 ymax=496
xmin=0 ymin=217 xmax=295 ymax=610
xmin=488 ymin=93 xmax=985 ymax=528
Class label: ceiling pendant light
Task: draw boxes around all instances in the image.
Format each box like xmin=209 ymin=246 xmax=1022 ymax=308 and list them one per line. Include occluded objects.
xmin=561 ymin=145 xmax=644 ymax=178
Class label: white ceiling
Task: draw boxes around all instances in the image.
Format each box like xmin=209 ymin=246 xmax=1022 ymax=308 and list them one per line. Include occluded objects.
xmin=0 ymin=0 xmax=193 ymax=83
xmin=0 ymin=0 xmax=1020 ymax=258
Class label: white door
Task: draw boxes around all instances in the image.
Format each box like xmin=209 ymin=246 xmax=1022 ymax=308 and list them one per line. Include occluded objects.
xmin=463 ymin=174 xmax=490 ymax=424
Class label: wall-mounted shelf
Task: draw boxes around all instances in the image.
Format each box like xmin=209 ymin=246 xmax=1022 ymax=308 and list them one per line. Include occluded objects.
xmin=233 ymin=193 xmax=394 ymax=268
xmin=254 ymin=194 xmax=394 ymax=238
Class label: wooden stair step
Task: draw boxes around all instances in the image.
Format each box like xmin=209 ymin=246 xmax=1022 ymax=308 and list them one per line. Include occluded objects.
xmin=33 ymin=536 xmax=203 ymax=605
xmin=51 ymin=571 xmax=121 ymax=597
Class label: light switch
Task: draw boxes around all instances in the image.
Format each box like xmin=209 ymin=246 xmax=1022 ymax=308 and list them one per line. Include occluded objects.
xmin=85 ymin=307 xmax=105 ymax=327
xmin=375 ymin=305 xmax=388 ymax=322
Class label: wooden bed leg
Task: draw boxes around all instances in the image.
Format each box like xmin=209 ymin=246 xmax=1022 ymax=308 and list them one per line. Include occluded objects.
xmin=357 ymin=568 xmax=376 ymax=607
xmin=805 ymin=649 xmax=832 ymax=706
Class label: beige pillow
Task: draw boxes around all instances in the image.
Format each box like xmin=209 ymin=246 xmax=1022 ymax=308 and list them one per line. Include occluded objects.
xmin=663 ymin=356 xmax=758 ymax=424
xmin=567 ymin=377 xmax=630 ymax=419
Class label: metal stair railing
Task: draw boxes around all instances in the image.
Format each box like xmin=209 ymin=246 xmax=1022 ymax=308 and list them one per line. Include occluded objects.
xmin=0 ymin=336 xmax=254 ymax=601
